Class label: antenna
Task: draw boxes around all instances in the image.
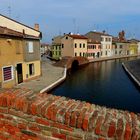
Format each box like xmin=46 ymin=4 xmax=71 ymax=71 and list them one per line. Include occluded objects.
xmin=8 ymin=5 xmax=11 ymax=18
xmin=16 ymin=14 xmax=20 ymax=21
xmin=73 ymin=18 xmax=76 ymax=34
xmin=59 ymin=29 xmax=62 ymax=36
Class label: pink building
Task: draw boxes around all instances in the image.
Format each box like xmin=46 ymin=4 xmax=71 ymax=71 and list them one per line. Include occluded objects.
xmin=87 ymin=41 xmax=101 ymax=60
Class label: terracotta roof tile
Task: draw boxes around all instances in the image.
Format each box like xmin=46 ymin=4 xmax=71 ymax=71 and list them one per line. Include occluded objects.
xmin=68 ymin=34 xmax=88 ymax=39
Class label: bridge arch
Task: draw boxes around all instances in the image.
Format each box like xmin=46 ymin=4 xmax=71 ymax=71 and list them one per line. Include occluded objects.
xmin=66 ymin=56 xmax=89 ymax=69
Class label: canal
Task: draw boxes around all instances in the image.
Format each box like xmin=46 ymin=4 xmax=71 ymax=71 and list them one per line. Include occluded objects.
xmin=51 ymin=58 xmax=140 ymax=113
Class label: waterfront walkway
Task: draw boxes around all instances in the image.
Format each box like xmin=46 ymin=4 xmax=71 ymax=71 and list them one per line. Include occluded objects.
xmin=16 ymin=60 xmax=64 ymax=93
xmin=89 ymin=54 xmax=140 ymax=63
xmin=123 ymin=58 xmax=140 ymax=86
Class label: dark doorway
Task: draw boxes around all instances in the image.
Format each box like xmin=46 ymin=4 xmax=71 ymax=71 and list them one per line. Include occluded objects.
xmin=71 ymin=60 xmax=79 ymax=70
xmin=97 ymin=52 xmax=100 ymax=58
xmin=17 ymin=63 xmax=23 ymax=84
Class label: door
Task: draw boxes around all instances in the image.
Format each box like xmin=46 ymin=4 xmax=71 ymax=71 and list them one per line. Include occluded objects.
xmin=17 ymin=63 xmax=23 ymax=84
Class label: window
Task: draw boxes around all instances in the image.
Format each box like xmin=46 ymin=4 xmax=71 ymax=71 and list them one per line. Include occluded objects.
xmin=3 ymin=66 xmax=13 ymax=81
xmin=83 ymin=53 xmax=85 ymax=57
xmin=79 ymin=52 xmax=81 ymax=56
xmin=106 ymin=51 xmax=107 ymax=55
xmin=75 ymin=53 xmax=77 ymax=56
xmin=28 ymin=42 xmax=33 ymax=53
xmin=80 ymin=43 xmax=82 ymax=48
xmin=62 ymin=44 xmax=64 ymax=48
xmin=120 ymin=45 xmax=123 ymax=49
xmin=29 ymin=64 xmax=34 ymax=76
xmin=101 ymin=51 xmax=102 ymax=56
xmin=66 ymin=36 xmax=68 ymax=39
xmin=101 ymin=37 xmax=104 ymax=41
xmin=83 ymin=44 xmax=85 ymax=48
xmin=59 ymin=51 xmax=61 ymax=55
xmin=75 ymin=43 xmax=77 ymax=48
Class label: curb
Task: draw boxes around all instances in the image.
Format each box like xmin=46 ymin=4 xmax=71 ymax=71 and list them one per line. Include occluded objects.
xmin=40 ymin=67 xmax=67 ymax=93
xmin=122 ymin=63 xmax=140 ymax=87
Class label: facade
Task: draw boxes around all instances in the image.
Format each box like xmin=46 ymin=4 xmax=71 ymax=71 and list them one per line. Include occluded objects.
xmin=100 ymin=35 xmax=112 ymax=57
xmin=40 ymin=43 xmax=50 ymax=56
xmin=51 ymin=35 xmax=62 ymax=60
xmin=87 ymin=41 xmax=101 ymax=60
xmin=128 ymin=39 xmax=139 ymax=55
xmin=51 ymin=44 xmax=61 ymax=60
xmin=85 ymin=31 xmax=112 ymax=58
xmin=61 ymin=34 xmax=88 ymax=57
xmin=112 ymin=40 xmax=129 ymax=56
xmin=0 ymin=14 xmax=41 ymax=88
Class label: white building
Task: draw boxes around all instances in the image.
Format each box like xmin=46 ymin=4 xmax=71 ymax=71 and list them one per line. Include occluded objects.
xmin=101 ymin=35 xmax=112 ymax=57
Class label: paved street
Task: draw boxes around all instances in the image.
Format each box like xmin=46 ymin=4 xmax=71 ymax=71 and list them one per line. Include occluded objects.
xmin=16 ymin=57 xmax=64 ymax=93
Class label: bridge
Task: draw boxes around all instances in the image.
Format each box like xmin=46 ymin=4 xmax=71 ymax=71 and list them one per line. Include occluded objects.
xmin=53 ymin=56 xmax=89 ymax=69
xmin=0 ymin=88 xmax=139 ymax=139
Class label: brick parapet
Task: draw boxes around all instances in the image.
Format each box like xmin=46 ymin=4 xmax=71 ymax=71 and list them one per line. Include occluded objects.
xmin=0 ymin=88 xmax=140 ymax=140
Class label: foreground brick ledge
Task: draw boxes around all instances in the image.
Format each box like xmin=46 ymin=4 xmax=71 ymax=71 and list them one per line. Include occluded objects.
xmin=0 ymin=88 xmax=140 ymax=140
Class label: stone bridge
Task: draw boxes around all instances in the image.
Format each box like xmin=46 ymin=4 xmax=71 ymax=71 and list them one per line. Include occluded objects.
xmin=0 ymin=88 xmax=140 ymax=140
xmin=54 ymin=56 xmax=89 ymax=69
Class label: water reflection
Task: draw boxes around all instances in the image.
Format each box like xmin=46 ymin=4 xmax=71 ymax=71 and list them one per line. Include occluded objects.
xmin=51 ymin=57 xmax=140 ymax=113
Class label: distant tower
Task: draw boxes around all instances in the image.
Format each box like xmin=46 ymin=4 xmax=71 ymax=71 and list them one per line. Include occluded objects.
xmin=34 ymin=24 xmax=39 ymax=31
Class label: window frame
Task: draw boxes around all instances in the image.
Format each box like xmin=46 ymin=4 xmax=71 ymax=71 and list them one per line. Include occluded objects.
xmin=28 ymin=41 xmax=34 ymax=53
xmin=2 ymin=65 xmax=14 ymax=82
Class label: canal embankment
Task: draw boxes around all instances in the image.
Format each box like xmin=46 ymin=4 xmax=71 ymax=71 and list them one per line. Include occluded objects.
xmin=122 ymin=58 xmax=140 ymax=87
xmin=89 ymin=54 xmax=140 ymax=63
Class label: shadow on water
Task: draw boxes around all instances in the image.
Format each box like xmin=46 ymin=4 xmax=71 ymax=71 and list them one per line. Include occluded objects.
xmin=51 ymin=57 xmax=140 ymax=113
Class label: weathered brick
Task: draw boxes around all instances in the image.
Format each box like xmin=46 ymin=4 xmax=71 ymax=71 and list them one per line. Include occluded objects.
xmin=52 ymin=122 xmax=73 ymax=131
xmin=70 ymin=111 xmax=79 ymax=127
xmin=65 ymin=111 xmax=71 ymax=125
xmin=77 ymin=108 xmax=87 ymax=128
xmin=28 ymin=123 xmax=41 ymax=132
xmin=30 ymin=103 xmax=38 ymax=115
xmin=95 ymin=116 xmax=104 ymax=135
xmin=17 ymin=123 xmax=27 ymax=130
xmin=67 ymin=136 xmax=82 ymax=140
xmin=116 ymin=118 xmax=124 ymax=139
xmin=36 ymin=117 xmax=50 ymax=126
xmin=124 ymin=123 xmax=132 ymax=140
xmin=82 ymin=114 xmax=89 ymax=131
xmin=52 ymin=132 xmax=66 ymax=140
xmin=108 ymin=121 xmax=116 ymax=137
xmin=88 ymin=110 xmax=98 ymax=131
xmin=0 ymin=107 xmax=8 ymax=113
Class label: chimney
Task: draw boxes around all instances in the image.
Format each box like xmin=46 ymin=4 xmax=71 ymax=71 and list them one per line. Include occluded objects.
xmin=34 ymin=24 xmax=39 ymax=31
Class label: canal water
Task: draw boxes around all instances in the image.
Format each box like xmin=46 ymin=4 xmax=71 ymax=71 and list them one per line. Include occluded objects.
xmin=51 ymin=58 xmax=140 ymax=113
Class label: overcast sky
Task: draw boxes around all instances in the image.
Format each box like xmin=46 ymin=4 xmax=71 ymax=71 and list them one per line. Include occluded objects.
xmin=0 ymin=0 xmax=140 ymax=43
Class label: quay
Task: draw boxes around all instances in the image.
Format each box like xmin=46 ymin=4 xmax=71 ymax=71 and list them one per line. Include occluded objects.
xmin=122 ymin=58 xmax=140 ymax=87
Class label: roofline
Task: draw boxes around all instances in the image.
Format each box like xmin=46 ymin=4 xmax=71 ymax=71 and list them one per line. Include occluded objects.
xmin=66 ymin=34 xmax=88 ymax=40
xmin=0 ymin=14 xmax=41 ymax=34
xmin=86 ymin=31 xmax=112 ymax=37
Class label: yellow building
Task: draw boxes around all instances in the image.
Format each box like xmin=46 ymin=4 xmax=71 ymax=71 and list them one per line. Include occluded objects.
xmin=61 ymin=34 xmax=88 ymax=57
xmin=0 ymin=14 xmax=41 ymax=88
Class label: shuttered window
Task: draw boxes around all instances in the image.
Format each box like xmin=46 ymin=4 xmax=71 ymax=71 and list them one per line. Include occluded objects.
xmin=28 ymin=42 xmax=33 ymax=53
xmin=3 ymin=66 xmax=13 ymax=81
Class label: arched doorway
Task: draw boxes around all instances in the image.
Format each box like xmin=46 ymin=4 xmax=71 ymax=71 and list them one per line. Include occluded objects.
xmin=71 ymin=60 xmax=79 ymax=70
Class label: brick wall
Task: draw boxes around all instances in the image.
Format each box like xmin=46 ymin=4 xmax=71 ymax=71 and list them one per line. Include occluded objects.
xmin=0 ymin=88 xmax=140 ymax=140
